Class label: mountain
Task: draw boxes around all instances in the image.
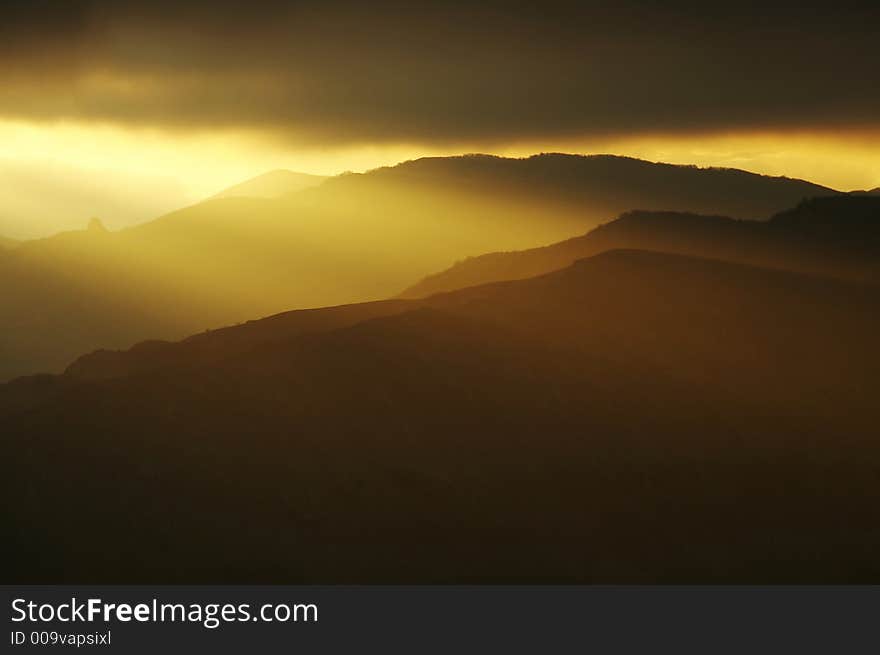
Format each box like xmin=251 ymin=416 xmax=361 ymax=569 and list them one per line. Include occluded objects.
xmin=344 ymin=153 xmax=837 ymax=223
xmin=3 ymin=251 xmax=878 ymax=583
xmin=62 ymin=299 xmax=413 ymax=383
xmin=402 ymin=196 xmax=880 ymax=297
xmin=0 ymin=235 xmax=17 ymax=250
xmin=211 ymin=169 xmax=328 ymax=199
xmin=0 ymin=154 xmax=840 ymax=382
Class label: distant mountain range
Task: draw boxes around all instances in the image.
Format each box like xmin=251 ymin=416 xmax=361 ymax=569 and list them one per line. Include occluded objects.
xmin=349 ymin=153 xmax=837 ymax=222
xmin=0 ymin=235 xmax=18 ymax=250
xmin=4 ymin=249 xmax=878 ymax=582
xmin=211 ymin=169 xmax=328 ymax=198
xmin=402 ymin=196 xmax=880 ymax=297
xmin=0 ymin=153 xmax=840 ymax=382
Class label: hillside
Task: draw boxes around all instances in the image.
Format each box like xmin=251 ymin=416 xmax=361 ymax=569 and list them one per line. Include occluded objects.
xmin=3 ymin=251 xmax=879 ymax=583
xmin=211 ymin=169 xmax=328 ymax=199
xmin=402 ymin=196 xmax=880 ymax=297
xmin=0 ymin=154 xmax=840 ymax=382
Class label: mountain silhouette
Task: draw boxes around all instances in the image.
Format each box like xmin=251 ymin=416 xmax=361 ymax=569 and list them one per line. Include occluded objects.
xmin=337 ymin=153 xmax=837 ymax=223
xmin=402 ymin=196 xmax=880 ymax=297
xmin=0 ymin=154 xmax=842 ymax=382
xmin=211 ymin=169 xmax=328 ymax=199
xmin=3 ymin=250 xmax=878 ymax=583
xmin=0 ymin=235 xmax=17 ymax=250
xmin=62 ymin=299 xmax=413 ymax=382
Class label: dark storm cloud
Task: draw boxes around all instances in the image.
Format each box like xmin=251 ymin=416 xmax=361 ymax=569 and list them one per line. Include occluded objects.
xmin=1 ymin=0 xmax=878 ymax=143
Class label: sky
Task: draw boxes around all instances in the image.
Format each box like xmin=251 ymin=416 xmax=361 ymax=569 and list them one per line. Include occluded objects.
xmin=1 ymin=0 xmax=878 ymax=238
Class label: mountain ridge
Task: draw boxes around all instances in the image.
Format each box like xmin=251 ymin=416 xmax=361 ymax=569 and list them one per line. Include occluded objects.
xmin=401 ymin=196 xmax=880 ymax=298
xmin=319 ymin=152 xmax=837 ymax=221
xmin=12 ymin=247 xmax=876 ymax=388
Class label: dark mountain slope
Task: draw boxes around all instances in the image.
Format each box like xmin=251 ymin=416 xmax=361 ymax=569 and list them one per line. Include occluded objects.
xmin=402 ymin=196 xmax=880 ymax=297
xmin=3 ymin=251 xmax=878 ymax=583
xmin=64 ymin=299 xmax=413 ymax=382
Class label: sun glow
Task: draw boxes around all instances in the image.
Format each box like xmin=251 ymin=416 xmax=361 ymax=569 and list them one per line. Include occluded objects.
xmin=1 ymin=117 xmax=878 ymax=239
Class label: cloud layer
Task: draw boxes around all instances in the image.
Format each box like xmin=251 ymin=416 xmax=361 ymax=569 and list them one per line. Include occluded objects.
xmin=2 ymin=1 xmax=878 ymax=145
